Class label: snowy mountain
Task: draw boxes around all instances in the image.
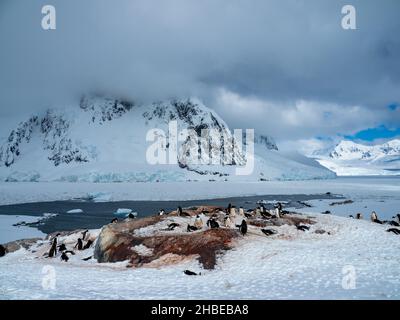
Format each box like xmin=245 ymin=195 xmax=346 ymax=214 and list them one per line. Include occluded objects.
xmin=314 ymin=140 xmax=400 ymax=176
xmin=0 ymin=95 xmax=334 ymax=182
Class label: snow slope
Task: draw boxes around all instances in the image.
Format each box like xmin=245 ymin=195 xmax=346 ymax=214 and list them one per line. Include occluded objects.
xmin=314 ymin=140 xmax=400 ymax=176
xmin=1 ymin=213 xmax=399 ymax=299
xmin=0 ymin=95 xmax=334 ymax=182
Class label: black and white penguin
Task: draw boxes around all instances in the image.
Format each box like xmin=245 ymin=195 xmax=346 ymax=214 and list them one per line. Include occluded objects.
xmin=83 ymin=239 xmax=93 ymax=250
xmin=60 ymin=250 xmax=75 ymax=262
xmin=74 ymin=238 xmax=83 ymax=250
xmin=127 ymin=213 xmax=136 ymax=219
xmin=58 ymin=243 xmax=67 ymax=252
xmin=158 ymin=209 xmax=165 ymax=216
xmin=387 ymin=228 xmax=400 ymax=235
xmin=296 ymin=225 xmax=310 ymax=232
xmin=110 ymin=218 xmax=118 ymax=224
xmin=82 ymin=230 xmax=89 ymax=241
xmin=236 ymin=219 xmax=247 ymax=235
xmin=261 ymin=228 xmax=277 ymax=236
xmin=349 ymin=215 xmax=354 ymax=218
xmin=184 ymin=270 xmax=200 ymax=276
xmin=178 ymin=206 xmax=190 ymax=217
xmin=371 ymin=211 xmax=383 ymax=224
xmin=207 ymin=218 xmax=220 ymax=229
xmin=389 ymin=220 xmax=400 ymax=227
xmin=48 ymin=237 xmax=58 ymax=258
xmin=227 ymin=203 xmax=232 ymax=214
xmin=167 ymin=222 xmax=180 ymax=230
xmin=356 ymin=213 xmax=363 ymax=220
xmin=187 ymin=224 xmax=198 ymax=232
xmin=194 ymin=215 xmax=203 ymax=229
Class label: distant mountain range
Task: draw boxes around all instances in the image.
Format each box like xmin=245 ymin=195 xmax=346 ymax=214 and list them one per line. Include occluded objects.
xmin=313 ymin=139 xmax=400 ymax=176
xmin=0 ymin=95 xmax=334 ymax=182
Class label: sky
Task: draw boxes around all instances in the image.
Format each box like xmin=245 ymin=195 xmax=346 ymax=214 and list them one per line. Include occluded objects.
xmin=0 ymin=0 xmax=399 ymax=154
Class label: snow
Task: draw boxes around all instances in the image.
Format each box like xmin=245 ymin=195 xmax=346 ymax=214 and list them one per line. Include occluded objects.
xmin=0 ymin=215 xmax=46 ymax=243
xmin=313 ymin=139 xmax=400 ymax=176
xmin=1 ymin=213 xmax=400 ymax=299
xmin=66 ymin=209 xmax=84 ymax=214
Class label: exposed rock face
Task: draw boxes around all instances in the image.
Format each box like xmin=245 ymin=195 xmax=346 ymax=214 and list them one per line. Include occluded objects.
xmin=1 ymin=238 xmax=42 ymax=256
xmin=94 ymin=212 xmax=238 ymax=269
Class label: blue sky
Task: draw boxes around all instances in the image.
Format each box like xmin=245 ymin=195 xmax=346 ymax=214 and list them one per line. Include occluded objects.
xmin=344 ymin=125 xmax=400 ymax=142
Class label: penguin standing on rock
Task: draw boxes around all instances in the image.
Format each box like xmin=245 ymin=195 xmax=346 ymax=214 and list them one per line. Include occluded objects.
xmin=178 ymin=206 xmax=190 ymax=217
xmin=194 ymin=215 xmax=203 ymax=229
xmin=82 ymin=230 xmax=89 ymax=241
xmin=239 ymin=207 xmax=244 ymax=216
xmin=207 ymin=218 xmax=220 ymax=229
xmin=224 ymin=216 xmax=234 ymax=228
xmin=158 ymin=209 xmax=165 ymax=216
xmin=356 ymin=213 xmax=363 ymax=220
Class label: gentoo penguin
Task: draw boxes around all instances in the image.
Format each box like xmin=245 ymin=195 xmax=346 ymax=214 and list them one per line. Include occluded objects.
xmin=187 ymin=224 xmax=198 ymax=232
xmin=194 ymin=215 xmax=203 ymax=229
xmin=255 ymin=207 xmax=261 ymax=216
xmin=48 ymin=237 xmax=57 ymax=258
xmin=207 ymin=218 xmax=219 ymax=229
xmin=158 ymin=209 xmax=165 ymax=216
xmin=261 ymin=229 xmax=277 ymax=236
xmin=167 ymin=222 xmax=180 ymax=230
xmin=224 ymin=216 xmax=235 ymax=228
xmin=371 ymin=211 xmax=383 ymax=224
xmin=184 ymin=270 xmax=200 ymax=276
xmin=178 ymin=206 xmax=190 ymax=217
xmin=389 ymin=220 xmax=400 ymax=227
xmin=356 ymin=213 xmax=363 ymax=220
xmin=58 ymin=243 xmax=67 ymax=252
xmin=276 ymin=202 xmax=283 ymax=214
xmin=239 ymin=207 xmax=244 ymax=216
xmin=82 ymin=230 xmax=89 ymax=241
xmin=296 ymin=225 xmax=310 ymax=232
xmin=75 ymin=238 xmax=83 ymax=250
xmin=110 ymin=218 xmax=118 ymax=223
xmin=83 ymin=239 xmax=93 ymax=250
xmin=387 ymin=228 xmax=400 ymax=235
xmin=236 ymin=220 xmax=247 ymax=235
xmin=0 ymin=244 xmax=6 ymax=257
xmin=60 ymin=252 xmax=69 ymax=262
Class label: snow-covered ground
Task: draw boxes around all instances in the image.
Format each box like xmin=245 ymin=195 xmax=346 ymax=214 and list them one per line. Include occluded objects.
xmin=0 ymin=177 xmax=399 ymax=205
xmin=1 ymin=213 xmax=400 ymax=299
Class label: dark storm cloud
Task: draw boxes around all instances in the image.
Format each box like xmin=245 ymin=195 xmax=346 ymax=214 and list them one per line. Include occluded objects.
xmin=0 ymin=0 xmax=399 ymax=143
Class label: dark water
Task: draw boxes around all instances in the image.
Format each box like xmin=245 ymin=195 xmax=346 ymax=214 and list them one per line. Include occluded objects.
xmin=0 ymin=193 xmax=342 ymax=234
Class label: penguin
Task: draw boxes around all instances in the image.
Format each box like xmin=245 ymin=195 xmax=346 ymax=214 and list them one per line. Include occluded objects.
xmin=207 ymin=218 xmax=219 ymax=229
xmin=371 ymin=211 xmax=383 ymax=224
xmin=82 ymin=256 xmax=92 ymax=261
xmin=83 ymin=239 xmax=93 ymax=250
xmin=74 ymin=238 xmax=83 ymax=250
xmin=158 ymin=209 xmax=165 ymax=216
xmin=48 ymin=237 xmax=57 ymax=258
xmin=296 ymin=225 xmax=310 ymax=232
xmin=184 ymin=270 xmax=200 ymax=276
xmin=187 ymin=224 xmax=198 ymax=232
xmin=236 ymin=219 xmax=247 ymax=235
xmin=389 ymin=220 xmax=400 ymax=227
xmin=387 ymin=228 xmax=400 ymax=235
xmin=0 ymin=244 xmax=6 ymax=257
xmin=226 ymin=203 xmax=232 ymax=214
xmin=396 ymin=214 xmax=400 ymax=224
xmin=178 ymin=206 xmax=190 ymax=217
xmin=356 ymin=213 xmax=363 ymax=220
xmin=255 ymin=207 xmax=261 ymax=216
xmin=276 ymin=202 xmax=283 ymax=214
xmin=244 ymin=212 xmax=253 ymax=218
xmin=58 ymin=243 xmax=67 ymax=252
xmin=194 ymin=215 xmax=203 ymax=229
xmin=127 ymin=213 xmax=135 ymax=219
xmin=167 ymin=222 xmax=180 ymax=230
xmin=349 ymin=215 xmax=354 ymax=218
xmin=274 ymin=208 xmax=280 ymax=219
xmin=229 ymin=206 xmax=237 ymax=218
xmin=110 ymin=218 xmax=118 ymax=224
xmin=239 ymin=207 xmax=244 ymax=216
xmin=60 ymin=252 xmax=69 ymax=262
xmin=261 ymin=229 xmax=277 ymax=236
xmin=261 ymin=210 xmax=272 ymax=219
xmin=224 ymin=216 xmax=235 ymax=228
xmin=82 ymin=230 xmax=89 ymax=241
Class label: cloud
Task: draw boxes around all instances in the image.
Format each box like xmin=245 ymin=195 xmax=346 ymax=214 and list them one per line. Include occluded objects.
xmin=0 ymin=0 xmax=399 ymax=147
